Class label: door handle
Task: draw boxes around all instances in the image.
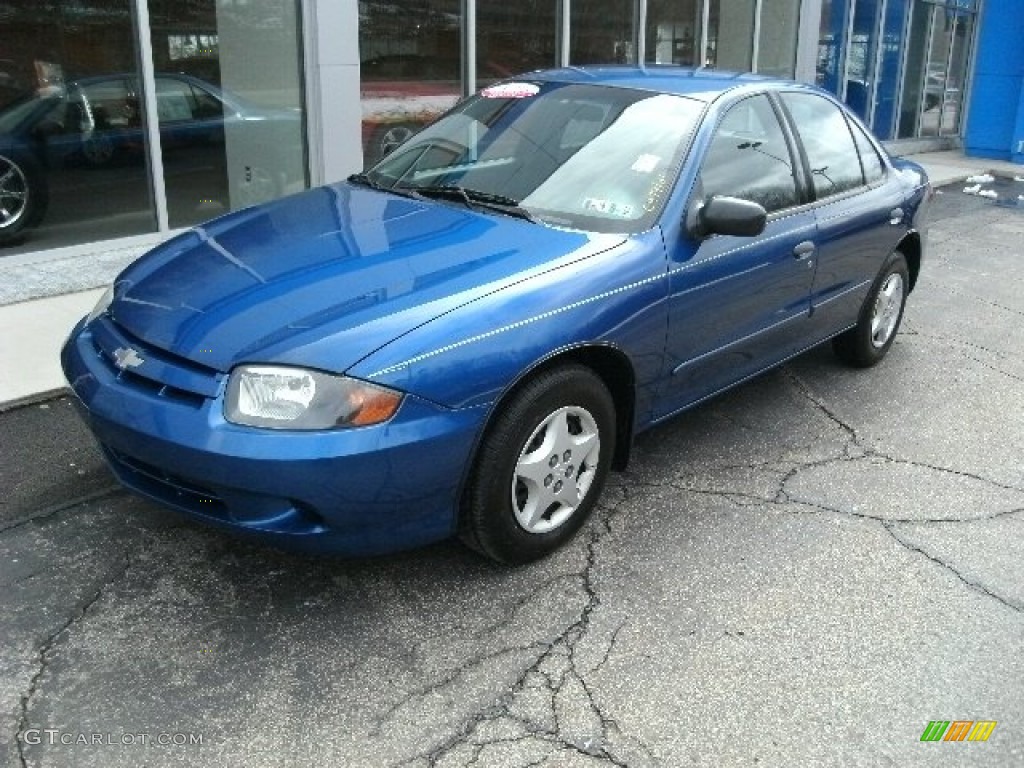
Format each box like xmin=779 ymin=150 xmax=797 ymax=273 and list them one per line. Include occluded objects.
xmin=889 ymin=207 xmax=904 ymax=225
xmin=793 ymin=240 xmax=816 ymax=260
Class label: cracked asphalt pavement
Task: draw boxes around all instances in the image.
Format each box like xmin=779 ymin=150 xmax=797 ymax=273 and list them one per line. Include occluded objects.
xmin=2 ymin=183 xmax=1023 ymax=767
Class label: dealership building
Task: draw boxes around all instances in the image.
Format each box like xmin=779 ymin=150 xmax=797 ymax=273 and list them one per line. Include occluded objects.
xmin=0 ymin=0 xmax=1021 ymax=289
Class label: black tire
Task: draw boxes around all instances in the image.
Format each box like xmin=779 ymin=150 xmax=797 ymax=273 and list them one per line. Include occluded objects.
xmin=833 ymin=251 xmax=909 ymax=367
xmin=0 ymin=152 xmax=48 ymax=245
xmin=460 ymin=365 xmax=616 ymax=564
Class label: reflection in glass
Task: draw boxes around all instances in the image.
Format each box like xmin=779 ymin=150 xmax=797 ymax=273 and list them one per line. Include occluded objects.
xmin=757 ymin=0 xmax=801 ymax=78
xmin=0 ymin=1 xmax=156 ymax=252
xmin=571 ymin=0 xmax=635 ymax=65
xmin=941 ymin=12 xmax=973 ymax=136
xmin=707 ymin=0 xmax=755 ymax=72
xmin=148 ymin=0 xmax=308 ymax=229
xmin=817 ymin=0 xmax=848 ymax=93
xmin=781 ymin=92 xmax=863 ymax=198
xmin=872 ymin=0 xmax=908 ymax=139
xmin=368 ymin=83 xmax=703 ymax=234
xmin=359 ymin=1 xmax=461 ymax=167
xmin=701 ymin=95 xmax=797 ymax=213
xmin=477 ymin=0 xmax=557 ymax=82
xmin=844 ymin=0 xmax=879 ymax=121
xmin=897 ymin=0 xmax=930 ymax=138
xmin=646 ymin=0 xmax=703 ymax=66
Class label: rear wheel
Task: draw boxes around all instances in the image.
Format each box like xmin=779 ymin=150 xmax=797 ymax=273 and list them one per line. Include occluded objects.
xmin=460 ymin=365 xmax=615 ymax=564
xmin=833 ymin=251 xmax=909 ymax=367
xmin=0 ymin=153 xmax=47 ymax=245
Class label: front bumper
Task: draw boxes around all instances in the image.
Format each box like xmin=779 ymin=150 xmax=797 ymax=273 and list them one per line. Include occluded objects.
xmin=61 ymin=316 xmax=485 ymax=556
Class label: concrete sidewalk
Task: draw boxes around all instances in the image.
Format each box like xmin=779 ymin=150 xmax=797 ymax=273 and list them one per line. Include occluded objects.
xmin=0 ymin=149 xmax=1021 ymax=407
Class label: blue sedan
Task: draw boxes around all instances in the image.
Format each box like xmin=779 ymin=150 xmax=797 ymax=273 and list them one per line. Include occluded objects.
xmin=61 ymin=67 xmax=931 ymax=563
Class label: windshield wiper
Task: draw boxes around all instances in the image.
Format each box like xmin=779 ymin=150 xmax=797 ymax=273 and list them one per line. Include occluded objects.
xmin=409 ymin=185 xmax=537 ymax=223
xmin=347 ymin=173 xmax=423 ymax=200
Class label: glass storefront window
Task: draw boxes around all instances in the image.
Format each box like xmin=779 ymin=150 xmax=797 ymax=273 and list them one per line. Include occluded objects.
xmin=707 ymin=0 xmax=755 ymax=72
xmin=148 ymin=0 xmax=307 ymax=229
xmin=897 ymin=0 xmax=931 ymax=138
xmin=756 ymin=0 xmax=801 ymax=77
xmin=844 ymin=0 xmax=879 ymax=121
xmin=817 ymin=0 xmax=848 ymax=93
xmin=646 ymin=0 xmax=703 ymax=66
xmin=872 ymin=0 xmax=908 ymax=140
xmin=358 ymin=0 xmax=461 ymax=167
xmin=941 ymin=10 xmax=973 ymax=136
xmin=477 ymin=0 xmax=558 ymax=82
xmin=0 ymin=1 xmax=156 ymax=252
xmin=571 ymin=0 xmax=635 ymax=65
xmin=1 ymin=0 xmax=307 ymax=255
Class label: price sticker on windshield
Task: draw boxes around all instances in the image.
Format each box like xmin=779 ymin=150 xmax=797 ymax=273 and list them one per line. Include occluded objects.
xmin=481 ymin=82 xmax=540 ymax=99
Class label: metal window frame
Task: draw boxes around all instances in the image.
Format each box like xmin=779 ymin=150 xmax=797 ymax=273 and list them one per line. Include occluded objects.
xmin=751 ymin=0 xmax=763 ymax=72
xmin=133 ymin=0 xmax=168 ymax=232
xmin=891 ymin=0 xmax=915 ymax=140
xmin=635 ymin=0 xmax=648 ymax=63
xmin=916 ymin=1 xmax=937 ymax=136
xmin=866 ymin=0 xmax=887 ymax=129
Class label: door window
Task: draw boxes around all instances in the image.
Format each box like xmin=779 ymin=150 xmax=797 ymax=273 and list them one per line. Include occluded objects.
xmin=781 ymin=92 xmax=864 ymax=199
xmin=699 ymin=95 xmax=798 ymax=214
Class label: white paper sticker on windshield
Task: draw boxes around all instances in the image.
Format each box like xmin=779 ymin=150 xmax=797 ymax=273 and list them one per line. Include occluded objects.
xmin=583 ymin=198 xmax=636 ymax=218
xmin=631 ymin=154 xmax=661 ymax=173
xmin=480 ymin=82 xmax=540 ymax=99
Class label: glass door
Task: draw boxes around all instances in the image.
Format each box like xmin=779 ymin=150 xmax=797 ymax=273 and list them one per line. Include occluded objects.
xmin=910 ymin=0 xmax=976 ymax=139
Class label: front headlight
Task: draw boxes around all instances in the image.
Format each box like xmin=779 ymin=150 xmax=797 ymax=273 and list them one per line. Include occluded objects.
xmin=86 ymin=285 xmax=115 ymax=323
xmin=224 ymin=365 xmax=403 ymax=430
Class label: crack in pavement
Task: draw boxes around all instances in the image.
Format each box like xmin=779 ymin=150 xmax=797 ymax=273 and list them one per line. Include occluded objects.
xmin=390 ymin=492 xmax=653 ymax=767
xmin=0 ymin=486 xmax=124 ymax=535
xmin=928 ymin=282 xmax=1024 ymax=319
xmin=882 ymin=522 xmax=1024 ymax=614
xmin=14 ymin=548 xmax=133 ymax=768
xmin=782 ymin=367 xmax=1023 ymax=495
xmin=374 ymin=641 xmax=551 ymax=729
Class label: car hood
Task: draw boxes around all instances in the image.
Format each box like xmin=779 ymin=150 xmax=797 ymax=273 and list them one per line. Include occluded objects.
xmin=109 ymin=183 xmax=625 ymax=374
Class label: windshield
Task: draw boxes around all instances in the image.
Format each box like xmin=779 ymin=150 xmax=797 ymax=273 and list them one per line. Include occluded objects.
xmin=365 ymin=81 xmax=704 ymax=233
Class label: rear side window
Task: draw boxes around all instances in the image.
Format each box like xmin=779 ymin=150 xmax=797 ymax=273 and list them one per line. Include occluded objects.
xmin=781 ymin=92 xmax=864 ymax=199
xmin=699 ymin=94 xmax=798 ymax=214
xmin=850 ymin=120 xmax=886 ymax=184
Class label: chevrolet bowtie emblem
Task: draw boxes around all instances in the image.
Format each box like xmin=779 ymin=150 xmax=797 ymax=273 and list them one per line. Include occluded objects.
xmin=112 ymin=346 xmax=144 ymax=370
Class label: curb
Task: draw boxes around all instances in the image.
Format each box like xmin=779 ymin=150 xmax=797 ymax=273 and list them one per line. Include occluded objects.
xmin=0 ymin=387 xmax=72 ymax=414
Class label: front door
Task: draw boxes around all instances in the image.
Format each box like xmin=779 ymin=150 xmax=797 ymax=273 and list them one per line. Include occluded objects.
xmin=657 ymin=93 xmax=816 ymax=419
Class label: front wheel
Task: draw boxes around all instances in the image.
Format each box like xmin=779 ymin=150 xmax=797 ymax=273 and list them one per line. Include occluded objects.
xmin=833 ymin=251 xmax=909 ymax=367
xmin=460 ymin=365 xmax=616 ymax=564
xmin=366 ymin=122 xmax=418 ymax=166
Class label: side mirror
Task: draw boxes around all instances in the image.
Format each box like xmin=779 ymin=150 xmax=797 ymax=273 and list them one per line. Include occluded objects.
xmin=693 ymin=195 xmax=767 ymax=238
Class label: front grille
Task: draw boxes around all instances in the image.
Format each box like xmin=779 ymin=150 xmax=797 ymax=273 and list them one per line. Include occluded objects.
xmin=89 ymin=316 xmax=222 ymax=405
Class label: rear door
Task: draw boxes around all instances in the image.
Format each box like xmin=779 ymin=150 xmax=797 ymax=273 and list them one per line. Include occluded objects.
xmin=777 ymin=91 xmax=905 ymax=338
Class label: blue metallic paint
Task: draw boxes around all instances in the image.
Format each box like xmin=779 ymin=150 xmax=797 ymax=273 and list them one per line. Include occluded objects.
xmin=61 ymin=68 xmax=931 ymax=556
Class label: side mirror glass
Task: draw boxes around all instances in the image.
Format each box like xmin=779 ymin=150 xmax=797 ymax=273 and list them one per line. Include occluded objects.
xmin=694 ymin=195 xmax=767 ymax=238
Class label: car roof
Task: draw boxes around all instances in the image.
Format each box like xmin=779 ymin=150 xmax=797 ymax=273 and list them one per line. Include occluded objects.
xmin=528 ymin=65 xmax=799 ymax=102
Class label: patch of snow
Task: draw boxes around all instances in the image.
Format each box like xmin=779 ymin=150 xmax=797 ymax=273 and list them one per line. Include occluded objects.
xmin=965 ymin=173 xmax=996 ymax=184
xmin=978 ymin=189 xmax=998 ymax=199
xmin=963 ymin=184 xmax=981 ymax=195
